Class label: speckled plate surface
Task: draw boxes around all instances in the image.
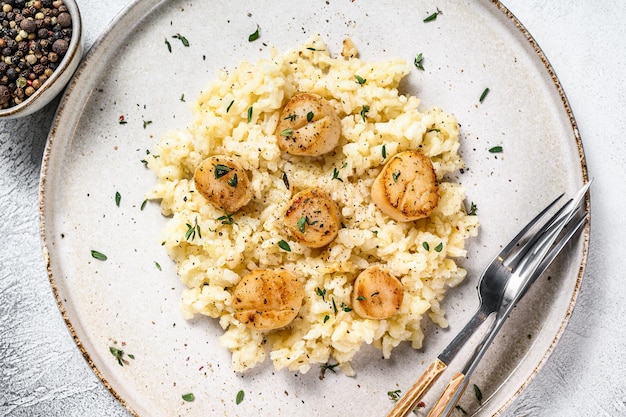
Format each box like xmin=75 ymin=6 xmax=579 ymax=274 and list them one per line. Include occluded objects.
xmin=39 ymin=1 xmax=588 ymax=416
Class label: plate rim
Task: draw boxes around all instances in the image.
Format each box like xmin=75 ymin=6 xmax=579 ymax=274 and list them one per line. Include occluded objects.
xmin=38 ymin=1 xmax=590 ymax=416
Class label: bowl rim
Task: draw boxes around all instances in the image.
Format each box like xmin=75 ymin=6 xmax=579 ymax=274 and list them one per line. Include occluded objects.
xmin=0 ymin=0 xmax=83 ymax=118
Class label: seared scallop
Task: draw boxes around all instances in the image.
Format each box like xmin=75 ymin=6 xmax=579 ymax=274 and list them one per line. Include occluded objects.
xmin=371 ymin=150 xmax=439 ymax=222
xmin=275 ymin=93 xmax=341 ymax=156
xmin=351 ymin=266 xmax=404 ymax=320
xmin=232 ymin=269 xmax=304 ymax=330
xmin=194 ymin=155 xmax=253 ymax=213
xmin=284 ymin=188 xmax=341 ymax=248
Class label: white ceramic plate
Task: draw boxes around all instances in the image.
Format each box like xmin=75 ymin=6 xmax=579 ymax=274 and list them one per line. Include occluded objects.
xmin=40 ymin=1 xmax=588 ymax=416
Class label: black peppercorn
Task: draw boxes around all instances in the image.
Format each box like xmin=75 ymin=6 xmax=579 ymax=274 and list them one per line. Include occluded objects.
xmin=0 ymin=0 xmax=73 ymax=109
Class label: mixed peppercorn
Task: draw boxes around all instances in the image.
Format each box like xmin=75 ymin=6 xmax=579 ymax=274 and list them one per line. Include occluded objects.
xmin=0 ymin=0 xmax=72 ymax=108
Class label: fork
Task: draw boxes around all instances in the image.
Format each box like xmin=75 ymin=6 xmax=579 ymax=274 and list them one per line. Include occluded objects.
xmin=386 ymin=182 xmax=591 ymax=417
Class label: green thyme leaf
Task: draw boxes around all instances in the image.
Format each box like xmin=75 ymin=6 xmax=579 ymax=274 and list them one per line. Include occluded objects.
xmin=332 ymin=297 xmax=338 ymax=313
xmin=226 ymin=100 xmax=234 ymax=112
xmin=217 ymin=212 xmax=236 ymax=225
xmin=392 ymin=171 xmax=401 ymax=182
xmin=423 ymin=11 xmax=439 ymax=22
xmin=164 ymin=38 xmax=172 ymax=52
xmin=435 ymin=242 xmax=444 ymax=252
xmin=143 ymin=120 xmax=152 ymax=129
xmin=115 ymin=191 xmax=121 ymax=207
xmin=479 ymin=87 xmax=490 ymax=102
xmin=489 ymin=145 xmax=503 ymax=153
xmin=236 ymin=390 xmax=245 ymax=405
xmin=306 ymin=111 xmax=314 ymax=122
xmin=91 ymin=250 xmax=107 ymax=261
xmin=473 ymin=384 xmax=483 ymax=403
xmin=155 ymin=261 xmax=162 ymax=271
xmin=341 ymin=302 xmax=352 ymax=312
xmin=248 ymin=25 xmax=260 ymax=42
xmin=284 ymin=113 xmax=297 ymax=121
xmin=360 ymin=105 xmax=370 ymax=122
xmin=172 ymin=33 xmax=189 ymax=47
xmin=228 ymin=173 xmax=239 ymax=187
xmin=422 ymin=242 xmax=430 ymax=251
xmin=140 ymin=199 xmax=148 ymax=211
xmin=456 ymin=405 xmax=468 ymax=415
xmin=354 ymin=74 xmax=366 ymax=85
xmin=323 ymin=314 xmax=330 ymax=323
xmin=278 ymin=240 xmax=291 ymax=252
xmin=382 ymin=144 xmax=387 ymax=159
xmin=214 ymin=164 xmax=231 ymax=178
xmin=316 ymin=287 xmax=326 ymax=300
xmin=182 ymin=393 xmax=195 ymax=402
xmin=468 ymin=201 xmax=478 ymax=216
xmin=297 ymin=216 xmax=307 ymax=233
xmin=280 ymin=128 xmax=293 ymax=137
xmin=356 ymin=295 xmax=366 ymax=301
xmin=320 ymin=363 xmax=339 ymax=373
xmin=414 ymin=53 xmax=425 ymax=70
xmin=180 ymin=94 xmax=185 ymax=102
xmin=388 ymin=389 xmax=402 ymax=402
xmin=332 ymin=167 xmax=343 ymax=182
xmin=247 ymin=106 xmax=253 ymax=122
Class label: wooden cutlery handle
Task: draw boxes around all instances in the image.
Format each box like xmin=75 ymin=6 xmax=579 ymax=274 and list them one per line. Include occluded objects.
xmin=386 ymin=358 xmax=447 ymax=417
xmin=426 ymin=372 xmax=467 ymax=417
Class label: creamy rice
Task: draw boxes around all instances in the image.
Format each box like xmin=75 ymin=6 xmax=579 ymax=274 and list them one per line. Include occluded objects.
xmin=147 ymin=36 xmax=479 ymax=374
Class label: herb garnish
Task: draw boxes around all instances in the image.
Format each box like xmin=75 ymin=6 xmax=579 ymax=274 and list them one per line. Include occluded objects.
xmin=360 ymin=105 xmax=370 ymax=122
xmin=354 ymin=74 xmax=366 ymax=85
xmin=182 ymin=393 xmax=195 ymax=402
xmin=172 ymin=33 xmax=189 ymax=47
xmin=248 ymin=25 xmax=260 ymax=42
xmin=382 ymin=144 xmax=387 ymax=159
xmin=422 ymin=242 xmax=430 ymax=251
xmin=217 ymin=212 xmax=236 ymax=225
xmin=473 ymin=384 xmax=483 ymax=404
xmin=356 ymin=295 xmax=366 ymax=301
xmin=91 ymin=250 xmax=107 ymax=261
xmin=164 ymin=38 xmax=172 ymax=52
xmin=115 ymin=191 xmax=121 ymax=207
xmin=306 ymin=111 xmax=314 ymax=122
xmin=332 ymin=297 xmax=338 ymax=313
xmin=155 ymin=261 xmax=162 ymax=271
xmin=228 ymin=173 xmax=239 ymax=187
xmin=435 ymin=242 xmax=444 ymax=252
xmin=423 ymin=9 xmax=441 ymax=22
xmin=392 ymin=171 xmax=401 ymax=182
xmin=282 ymin=172 xmax=290 ymax=189
xmin=320 ymin=363 xmax=340 ymax=373
xmin=456 ymin=405 xmax=468 ymax=415
xmin=414 ymin=53 xmax=425 ymax=70
xmin=323 ymin=314 xmax=330 ymax=323
xmin=332 ymin=167 xmax=343 ymax=182
xmin=297 ymin=216 xmax=307 ymax=233
xmin=185 ymin=219 xmax=202 ymax=241
xmin=226 ymin=100 xmax=234 ymax=113
xmin=479 ymin=87 xmax=490 ymax=102
xmin=341 ymin=302 xmax=352 ymax=312
xmin=468 ymin=201 xmax=478 ymax=216
xmin=214 ymin=164 xmax=231 ymax=178
xmin=109 ymin=346 xmax=134 ymax=366
xmin=489 ymin=145 xmax=503 ymax=153
xmin=143 ymin=120 xmax=152 ymax=129
xmin=316 ymin=287 xmax=327 ymax=300
xmin=280 ymin=128 xmax=293 ymax=137
xmin=387 ymin=389 xmax=402 ymax=401
xmin=247 ymin=106 xmax=253 ymax=122
xmin=180 ymin=94 xmax=185 ymax=102
xmin=140 ymin=199 xmax=148 ymax=210
xmin=235 ymin=390 xmax=245 ymax=405
xmin=284 ymin=113 xmax=297 ymax=121
xmin=278 ymin=240 xmax=291 ymax=252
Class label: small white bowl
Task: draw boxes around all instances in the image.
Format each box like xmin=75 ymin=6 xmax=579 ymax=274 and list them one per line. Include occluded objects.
xmin=0 ymin=0 xmax=83 ymax=119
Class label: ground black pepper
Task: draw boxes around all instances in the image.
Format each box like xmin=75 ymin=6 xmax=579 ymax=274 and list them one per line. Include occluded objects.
xmin=0 ymin=0 xmax=72 ymax=108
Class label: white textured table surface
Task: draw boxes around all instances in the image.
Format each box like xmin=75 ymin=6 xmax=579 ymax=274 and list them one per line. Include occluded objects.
xmin=1 ymin=1 xmax=624 ymax=416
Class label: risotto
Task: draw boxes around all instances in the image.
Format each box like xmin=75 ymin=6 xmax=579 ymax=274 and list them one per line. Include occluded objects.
xmin=146 ymin=36 xmax=479 ymax=374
